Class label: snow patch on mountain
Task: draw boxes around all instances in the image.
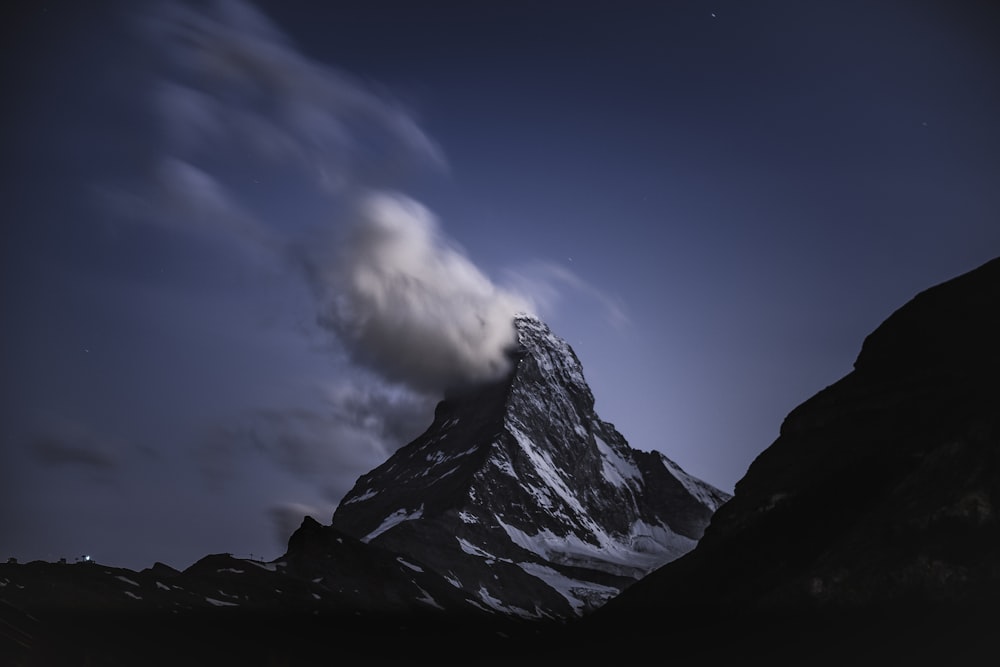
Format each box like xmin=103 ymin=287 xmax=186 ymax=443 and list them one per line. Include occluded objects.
xmin=489 ymin=451 xmax=518 ymax=478
xmin=457 ymin=538 xmax=509 ymax=564
xmin=205 ymin=596 xmax=239 ymax=607
xmin=498 ymin=517 xmax=693 ymax=577
xmin=471 ymin=586 xmax=545 ymax=619
xmin=517 ymin=561 xmax=621 ymax=614
xmin=595 ymin=432 xmax=643 ymax=488
xmin=397 ymin=557 xmax=423 ymax=573
xmin=363 ymin=505 xmax=424 ymax=542
xmin=659 ymin=454 xmax=730 ymax=511
xmin=415 ymin=586 xmax=444 ymax=609
xmin=343 ymin=488 xmax=379 ymax=504
xmin=508 ymin=421 xmax=585 ymax=514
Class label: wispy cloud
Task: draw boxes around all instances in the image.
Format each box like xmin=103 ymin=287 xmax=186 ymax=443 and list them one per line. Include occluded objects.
xmin=142 ymin=0 xmax=444 ymax=194
xmin=506 ymin=260 xmax=631 ymax=330
xmin=200 ymin=378 xmax=436 ymax=502
xmin=28 ymin=424 xmax=120 ymax=470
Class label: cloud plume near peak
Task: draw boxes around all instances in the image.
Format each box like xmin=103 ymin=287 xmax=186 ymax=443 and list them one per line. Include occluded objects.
xmin=309 ymin=192 xmax=534 ymax=394
xmin=128 ymin=0 xmax=537 ymax=398
xmin=94 ymin=0 xmax=618 ymax=535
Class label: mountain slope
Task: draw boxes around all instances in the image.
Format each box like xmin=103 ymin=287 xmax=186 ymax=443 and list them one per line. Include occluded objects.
xmin=330 ymin=314 xmax=729 ymax=618
xmin=580 ymin=255 xmax=1000 ymax=662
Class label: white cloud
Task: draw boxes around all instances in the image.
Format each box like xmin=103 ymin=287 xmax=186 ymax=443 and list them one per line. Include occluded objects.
xmin=309 ymin=192 xmax=535 ymax=394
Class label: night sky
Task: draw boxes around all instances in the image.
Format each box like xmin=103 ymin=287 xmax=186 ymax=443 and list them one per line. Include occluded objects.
xmin=3 ymin=0 xmax=998 ymax=570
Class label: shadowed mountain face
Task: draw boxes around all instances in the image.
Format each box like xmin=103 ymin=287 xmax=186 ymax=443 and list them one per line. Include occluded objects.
xmin=581 ymin=256 xmax=1000 ymax=663
xmin=328 ymin=314 xmax=729 ymax=618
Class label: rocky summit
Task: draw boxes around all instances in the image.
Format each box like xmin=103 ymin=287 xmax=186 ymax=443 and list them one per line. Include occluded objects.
xmin=328 ymin=313 xmax=730 ymax=618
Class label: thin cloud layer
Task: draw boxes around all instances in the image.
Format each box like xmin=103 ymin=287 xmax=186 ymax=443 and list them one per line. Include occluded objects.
xmin=506 ymin=260 xmax=631 ymax=331
xmin=30 ymin=434 xmax=117 ymax=470
xmin=143 ymin=0 xmax=445 ymax=194
xmin=25 ymin=417 xmax=130 ymax=471
xmin=200 ymin=379 xmax=436 ymax=492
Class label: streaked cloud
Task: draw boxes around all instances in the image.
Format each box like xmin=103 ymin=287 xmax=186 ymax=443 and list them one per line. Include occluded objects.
xmin=506 ymin=260 xmax=631 ymax=331
xmin=28 ymin=423 xmax=121 ymax=470
xmin=143 ymin=0 xmax=445 ymax=194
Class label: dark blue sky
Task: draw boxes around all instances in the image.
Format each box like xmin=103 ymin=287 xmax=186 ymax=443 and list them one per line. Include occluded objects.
xmin=3 ymin=0 xmax=999 ymax=569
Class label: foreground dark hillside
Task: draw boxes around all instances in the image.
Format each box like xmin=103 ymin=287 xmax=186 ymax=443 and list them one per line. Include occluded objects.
xmin=566 ymin=255 xmax=1000 ymax=663
xmin=0 ymin=557 xmax=551 ymax=665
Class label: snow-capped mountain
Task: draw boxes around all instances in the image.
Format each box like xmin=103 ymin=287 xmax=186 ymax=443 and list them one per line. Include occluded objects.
xmin=331 ymin=314 xmax=730 ymax=618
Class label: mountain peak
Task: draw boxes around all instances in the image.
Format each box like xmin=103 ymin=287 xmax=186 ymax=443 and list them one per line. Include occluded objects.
xmin=329 ymin=315 xmax=729 ymax=617
xmin=511 ymin=313 xmax=591 ymax=402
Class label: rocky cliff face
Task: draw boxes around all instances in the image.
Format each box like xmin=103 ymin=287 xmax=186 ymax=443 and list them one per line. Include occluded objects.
xmin=330 ymin=314 xmax=729 ymax=618
xmin=586 ymin=256 xmax=1000 ymax=662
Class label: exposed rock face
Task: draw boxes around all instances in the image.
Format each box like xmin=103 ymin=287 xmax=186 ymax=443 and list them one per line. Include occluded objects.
xmin=588 ymin=256 xmax=1000 ymax=661
xmin=331 ymin=314 xmax=730 ymax=618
